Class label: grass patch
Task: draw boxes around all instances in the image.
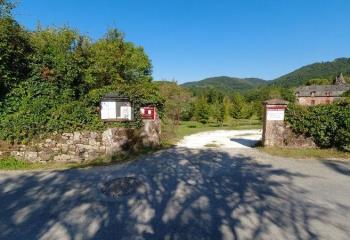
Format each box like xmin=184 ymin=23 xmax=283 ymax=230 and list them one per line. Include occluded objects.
xmin=163 ymin=119 xmax=261 ymax=146
xmin=0 ymin=157 xmax=31 ymax=170
xmin=258 ymin=147 xmax=350 ymax=160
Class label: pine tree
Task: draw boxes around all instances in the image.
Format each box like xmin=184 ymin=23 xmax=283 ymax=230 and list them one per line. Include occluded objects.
xmin=195 ymin=96 xmax=210 ymax=124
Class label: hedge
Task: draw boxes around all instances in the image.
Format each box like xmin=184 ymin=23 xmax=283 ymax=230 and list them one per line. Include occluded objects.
xmin=285 ymin=100 xmax=350 ymax=151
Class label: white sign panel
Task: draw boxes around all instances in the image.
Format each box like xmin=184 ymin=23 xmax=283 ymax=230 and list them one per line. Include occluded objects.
xmin=267 ymin=109 xmax=285 ymax=121
xmin=120 ymin=106 xmax=132 ymax=120
xmin=101 ymin=101 xmax=117 ymax=120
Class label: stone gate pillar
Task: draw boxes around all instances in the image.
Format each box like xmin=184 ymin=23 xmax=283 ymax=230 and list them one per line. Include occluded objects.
xmin=262 ymin=99 xmax=289 ymax=147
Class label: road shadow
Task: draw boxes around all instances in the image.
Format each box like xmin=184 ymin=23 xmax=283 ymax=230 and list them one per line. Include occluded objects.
xmin=0 ymin=148 xmax=348 ymax=239
xmin=230 ymin=138 xmax=259 ymax=147
xmin=322 ymin=161 xmax=350 ymax=176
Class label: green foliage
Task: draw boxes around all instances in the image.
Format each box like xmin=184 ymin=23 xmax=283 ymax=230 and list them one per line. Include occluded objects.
xmin=211 ymin=101 xmax=225 ymax=125
xmin=272 ymin=58 xmax=350 ymax=87
xmin=156 ymin=81 xmax=191 ymax=124
xmin=244 ymin=86 xmax=295 ymax=119
xmin=230 ymin=93 xmax=252 ymax=119
xmin=194 ymin=96 xmax=210 ymax=124
xmin=286 ymin=102 xmax=350 ymax=151
xmin=0 ymin=17 xmax=33 ymax=95
xmin=0 ymin=156 xmax=30 ymax=170
xmin=342 ymin=90 xmax=350 ymax=98
xmin=0 ymin=15 xmax=164 ymax=143
xmin=86 ymin=29 xmax=152 ymax=88
xmin=306 ymin=78 xmax=331 ymax=86
xmin=0 ymin=0 xmax=15 ymax=18
xmin=182 ymin=76 xmax=267 ymax=94
xmin=222 ymin=96 xmax=231 ymax=121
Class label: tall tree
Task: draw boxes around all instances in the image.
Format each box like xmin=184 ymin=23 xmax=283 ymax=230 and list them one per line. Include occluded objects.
xmin=0 ymin=0 xmax=15 ymax=18
xmin=0 ymin=17 xmax=33 ymax=96
xmin=194 ymin=96 xmax=210 ymax=124
xmin=211 ymin=101 xmax=225 ymax=125
xmin=157 ymin=81 xmax=191 ymax=125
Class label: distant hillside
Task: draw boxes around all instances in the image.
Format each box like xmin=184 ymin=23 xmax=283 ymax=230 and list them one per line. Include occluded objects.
xmin=271 ymin=58 xmax=350 ymax=87
xmin=181 ymin=76 xmax=267 ymax=93
xmin=180 ymin=58 xmax=350 ymax=92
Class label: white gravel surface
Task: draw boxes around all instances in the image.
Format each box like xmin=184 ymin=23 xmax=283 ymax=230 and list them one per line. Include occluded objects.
xmin=177 ymin=129 xmax=262 ymax=149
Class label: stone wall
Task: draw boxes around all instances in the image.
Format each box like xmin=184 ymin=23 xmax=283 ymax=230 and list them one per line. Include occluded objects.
xmin=263 ymin=122 xmax=316 ymax=148
xmin=0 ymin=120 xmax=161 ymax=163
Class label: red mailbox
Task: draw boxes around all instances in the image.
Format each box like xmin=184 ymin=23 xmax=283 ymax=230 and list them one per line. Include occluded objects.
xmin=140 ymin=107 xmax=157 ymax=120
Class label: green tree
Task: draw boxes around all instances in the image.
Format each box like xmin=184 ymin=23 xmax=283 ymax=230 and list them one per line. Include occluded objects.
xmin=306 ymin=78 xmax=331 ymax=86
xmin=85 ymin=28 xmax=152 ymax=88
xmin=194 ymin=96 xmax=210 ymax=124
xmin=222 ymin=96 xmax=231 ymax=121
xmin=0 ymin=17 xmax=33 ymax=96
xmin=211 ymin=101 xmax=225 ymax=125
xmin=0 ymin=19 xmax=164 ymax=142
xmin=0 ymin=0 xmax=15 ymax=18
xmin=230 ymin=92 xmax=252 ymax=119
xmin=157 ymin=81 xmax=191 ymax=125
xmin=29 ymin=27 xmax=87 ymax=97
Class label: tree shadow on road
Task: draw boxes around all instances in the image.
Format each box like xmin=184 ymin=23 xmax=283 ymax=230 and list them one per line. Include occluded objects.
xmin=0 ymin=148 xmax=348 ymax=239
xmin=322 ymin=161 xmax=350 ymax=176
xmin=230 ymin=138 xmax=259 ymax=147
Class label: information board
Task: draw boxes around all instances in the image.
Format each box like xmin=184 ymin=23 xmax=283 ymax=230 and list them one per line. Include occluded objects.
xmin=101 ymin=101 xmax=117 ymax=120
xmin=120 ymin=106 xmax=132 ymax=120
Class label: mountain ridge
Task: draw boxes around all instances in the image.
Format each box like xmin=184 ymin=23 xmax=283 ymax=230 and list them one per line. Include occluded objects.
xmin=181 ymin=57 xmax=350 ymax=91
xmin=181 ymin=76 xmax=267 ymax=93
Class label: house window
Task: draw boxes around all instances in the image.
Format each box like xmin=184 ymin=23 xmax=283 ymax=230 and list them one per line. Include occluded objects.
xmin=311 ymin=100 xmax=315 ymax=105
xmin=325 ymin=91 xmax=331 ymax=96
xmin=310 ymin=91 xmax=316 ymax=97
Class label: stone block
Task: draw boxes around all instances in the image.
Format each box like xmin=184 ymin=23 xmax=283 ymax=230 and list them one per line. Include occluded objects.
xmin=60 ymin=144 xmax=69 ymax=154
xmin=38 ymin=151 xmax=53 ymax=162
xmin=53 ymin=154 xmax=71 ymax=162
xmin=73 ymin=132 xmax=81 ymax=142
xmin=25 ymin=151 xmax=38 ymax=162
xmin=62 ymin=133 xmax=73 ymax=140
xmin=102 ymin=128 xmax=115 ymax=145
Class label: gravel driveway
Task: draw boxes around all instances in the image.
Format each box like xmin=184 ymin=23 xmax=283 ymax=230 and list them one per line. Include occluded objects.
xmin=1 ymin=131 xmax=350 ymax=240
xmin=177 ymin=129 xmax=262 ymax=149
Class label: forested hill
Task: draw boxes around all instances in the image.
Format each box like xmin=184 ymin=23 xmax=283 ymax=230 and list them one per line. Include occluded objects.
xmin=181 ymin=76 xmax=267 ymax=93
xmin=270 ymin=58 xmax=350 ymax=87
xmin=182 ymin=58 xmax=350 ymax=91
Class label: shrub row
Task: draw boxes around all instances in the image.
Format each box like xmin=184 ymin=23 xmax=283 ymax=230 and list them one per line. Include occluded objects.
xmin=285 ymin=100 xmax=350 ymax=151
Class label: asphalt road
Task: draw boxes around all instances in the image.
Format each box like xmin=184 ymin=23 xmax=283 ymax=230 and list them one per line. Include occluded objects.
xmin=1 ymin=147 xmax=350 ymax=240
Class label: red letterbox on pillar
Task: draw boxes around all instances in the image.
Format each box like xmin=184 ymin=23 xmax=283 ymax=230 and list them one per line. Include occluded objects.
xmin=140 ymin=107 xmax=157 ymax=120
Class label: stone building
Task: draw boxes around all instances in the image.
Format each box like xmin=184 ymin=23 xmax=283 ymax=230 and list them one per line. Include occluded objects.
xmin=295 ymin=73 xmax=350 ymax=105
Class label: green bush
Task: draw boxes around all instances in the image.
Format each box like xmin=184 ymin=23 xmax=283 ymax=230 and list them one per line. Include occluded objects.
xmin=0 ymin=17 xmax=164 ymax=143
xmin=286 ymin=101 xmax=350 ymax=151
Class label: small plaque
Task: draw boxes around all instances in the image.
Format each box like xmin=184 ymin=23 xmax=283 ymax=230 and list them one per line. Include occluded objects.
xmin=140 ymin=107 xmax=156 ymax=120
xmin=267 ymin=109 xmax=285 ymax=121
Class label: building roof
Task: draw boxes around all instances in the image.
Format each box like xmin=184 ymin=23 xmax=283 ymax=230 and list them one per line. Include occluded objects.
xmin=296 ymin=84 xmax=350 ymax=97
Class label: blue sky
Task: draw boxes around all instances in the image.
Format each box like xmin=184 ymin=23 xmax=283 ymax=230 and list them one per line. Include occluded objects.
xmin=14 ymin=0 xmax=350 ymax=83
